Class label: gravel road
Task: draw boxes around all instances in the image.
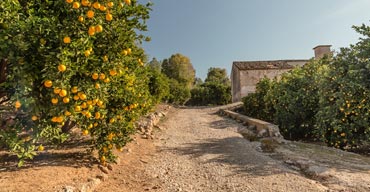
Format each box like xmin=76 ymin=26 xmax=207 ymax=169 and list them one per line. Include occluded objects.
xmin=145 ymin=107 xmax=328 ymax=192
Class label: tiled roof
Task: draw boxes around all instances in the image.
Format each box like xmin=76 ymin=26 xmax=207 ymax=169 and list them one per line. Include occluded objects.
xmin=233 ymin=60 xmax=308 ymax=70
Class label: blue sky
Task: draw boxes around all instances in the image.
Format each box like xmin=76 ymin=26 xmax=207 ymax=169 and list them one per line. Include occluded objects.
xmin=140 ymin=0 xmax=370 ymax=80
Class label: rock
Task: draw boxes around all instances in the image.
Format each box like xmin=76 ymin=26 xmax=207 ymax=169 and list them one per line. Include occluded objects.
xmin=140 ymin=159 xmax=149 ymax=163
xmin=238 ymin=128 xmax=257 ymax=141
xmin=284 ymin=160 xmax=294 ymax=165
xmin=61 ymin=185 xmax=75 ymax=192
xmin=306 ymin=165 xmax=331 ymax=178
xmin=256 ymin=129 xmax=267 ymax=137
xmin=81 ymin=178 xmax=101 ymax=192
xmin=96 ymin=174 xmax=109 ymax=181
xmin=107 ymin=164 xmax=113 ymax=171
xmin=98 ymin=165 xmax=109 ymax=174
xmin=152 ymin=185 xmax=159 ymax=189
xmin=115 ymin=157 xmax=121 ymax=164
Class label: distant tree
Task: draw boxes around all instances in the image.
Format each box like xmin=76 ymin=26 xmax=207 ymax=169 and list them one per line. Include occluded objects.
xmin=147 ymin=66 xmax=170 ymax=104
xmin=194 ymin=77 xmax=203 ymax=86
xmin=165 ymin=79 xmax=191 ymax=105
xmin=147 ymin=57 xmax=161 ymax=72
xmin=187 ymin=67 xmax=231 ymax=106
xmin=205 ymin=67 xmax=230 ymax=86
xmin=162 ymin=53 xmax=195 ymax=88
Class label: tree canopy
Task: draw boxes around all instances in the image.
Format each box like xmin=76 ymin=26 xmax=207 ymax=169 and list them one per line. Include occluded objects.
xmin=161 ymin=53 xmax=195 ymax=88
xmin=205 ymin=67 xmax=230 ymax=86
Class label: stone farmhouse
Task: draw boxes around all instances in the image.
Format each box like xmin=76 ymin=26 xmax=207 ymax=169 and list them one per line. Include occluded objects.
xmin=231 ymin=45 xmax=331 ymax=102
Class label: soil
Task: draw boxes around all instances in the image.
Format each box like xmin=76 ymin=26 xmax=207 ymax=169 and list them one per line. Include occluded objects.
xmin=1 ymin=105 xmax=370 ymax=191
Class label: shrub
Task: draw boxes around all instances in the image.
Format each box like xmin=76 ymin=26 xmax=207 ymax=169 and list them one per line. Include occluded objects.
xmin=269 ymin=59 xmax=328 ymax=140
xmin=188 ymin=82 xmax=231 ymax=106
xmin=0 ymin=0 xmax=153 ymax=166
xmin=242 ymin=78 xmax=275 ymax=122
xmin=166 ymin=79 xmax=191 ymax=105
xmin=147 ymin=67 xmax=170 ymax=104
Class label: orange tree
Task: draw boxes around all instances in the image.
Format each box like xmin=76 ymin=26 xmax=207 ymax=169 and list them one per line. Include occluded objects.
xmin=316 ymin=24 xmax=370 ymax=149
xmin=266 ymin=58 xmax=329 ymax=140
xmin=0 ymin=0 xmax=153 ymax=166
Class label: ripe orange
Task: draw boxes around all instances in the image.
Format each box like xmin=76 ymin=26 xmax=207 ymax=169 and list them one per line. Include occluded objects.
xmin=51 ymin=117 xmax=58 ymax=122
xmin=71 ymin=86 xmax=78 ymax=93
xmin=106 ymin=13 xmax=113 ymax=21
xmin=95 ymin=112 xmax=101 ymax=119
xmin=75 ymin=105 xmax=82 ymax=112
xmin=109 ymin=70 xmax=117 ymax=76
xmin=88 ymin=124 xmax=93 ymax=129
xmin=93 ymin=2 xmax=101 ymax=9
xmin=99 ymin=73 xmax=106 ymax=80
xmin=32 ymin=115 xmax=38 ymax=121
xmin=56 ymin=116 xmax=64 ymax=123
xmin=79 ymin=93 xmax=87 ymax=100
xmin=15 ymin=100 xmax=21 ymax=109
xmin=117 ymin=147 xmax=123 ymax=152
xmin=84 ymin=50 xmax=91 ymax=57
xmin=122 ymin=50 xmax=128 ymax=56
xmin=107 ymin=2 xmax=114 ymax=7
xmin=92 ymin=73 xmax=99 ymax=80
xmin=38 ymin=145 xmax=45 ymax=151
xmin=107 ymin=133 xmax=114 ymax=140
xmin=124 ymin=0 xmax=131 ymax=5
xmin=82 ymin=129 xmax=89 ymax=136
xmin=54 ymin=88 xmax=61 ymax=94
xmin=95 ymin=25 xmax=103 ymax=33
xmin=81 ymin=102 xmax=87 ymax=108
xmin=109 ymin=118 xmax=115 ymax=124
xmin=72 ymin=2 xmax=80 ymax=9
xmin=97 ymin=100 xmax=103 ymax=107
xmin=81 ymin=0 xmax=90 ymax=6
xmin=85 ymin=112 xmax=92 ymax=118
xmin=63 ymin=97 xmax=70 ymax=103
xmin=87 ymin=10 xmax=95 ymax=18
xmin=104 ymin=78 xmax=110 ymax=83
xmin=51 ymin=98 xmax=58 ymax=104
xmin=95 ymin=83 xmax=100 ymax=89
xmin=127 ymin=48 xmax=132 ymax=54
xmin=88 ymin=26 xmax=95 ymax=36
xmin=64 ymin=111 xmax=72 ymax=116
xmin=73 ymin=96 xmax=79 ymax=102
xmin=78 ymin=16 xmax=84 ymax=22
xmin=58 ymin=64 xmax=66 ymax=72
xmin=66 ymin=0 xmax=73 ymax=4
xmin=100 ymin=155 xmax=106 ymax=162
xmin=63 ymin=36 xmax=71 ymax=44
xmin=99 ymin=5 xmax=107 ymax=11
xmin=44 ymin=80 xmax=53 ymax=88
xmin=59 ymin=89 xmax=67 ymax=97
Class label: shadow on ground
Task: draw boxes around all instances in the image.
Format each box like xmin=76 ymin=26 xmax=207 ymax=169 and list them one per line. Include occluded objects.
xmin=159 ymin=136 xmax=288 ymax=176
xmin=0 ymin=138 xmax=96 ymax=172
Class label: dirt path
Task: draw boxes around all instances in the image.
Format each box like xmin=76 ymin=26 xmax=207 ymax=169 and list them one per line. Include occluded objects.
xmin=3 ymin=106 xmax=370 ymax=191
xmin=143 ymin=107 xmax=329 ymax=192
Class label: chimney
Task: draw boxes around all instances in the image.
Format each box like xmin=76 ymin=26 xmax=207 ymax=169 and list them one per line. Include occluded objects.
xmin=313 ymin=45 xmax=331 ymax=59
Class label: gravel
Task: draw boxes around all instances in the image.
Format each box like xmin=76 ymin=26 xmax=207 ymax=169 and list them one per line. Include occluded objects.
xmin=145 ymin=107 xmax=328 ymax=192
